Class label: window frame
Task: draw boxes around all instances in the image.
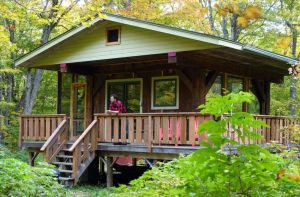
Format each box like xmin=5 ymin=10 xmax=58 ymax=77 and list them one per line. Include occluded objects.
xmin=151 ymin=76 xmax=179 ymax=110
xmin=105 ymin=78 xmax=143 ymax=113
xmin=105 ymin=26 xmax=121 ymax=46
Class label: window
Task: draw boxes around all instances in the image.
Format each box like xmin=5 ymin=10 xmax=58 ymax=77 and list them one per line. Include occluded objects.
xmin=152 ymin=76 xmax=179 ymax=110
xmin=106 ymin=27 xmax=121 ymax=45
xmin=106 ymin=79 xmax=142 ymax=113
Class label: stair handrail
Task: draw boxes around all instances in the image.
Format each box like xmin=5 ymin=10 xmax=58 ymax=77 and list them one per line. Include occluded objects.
xmin=68 ymin=119 xmax=98 ymax=184
xmin=40 ymin=119 xmax=68 ymax=163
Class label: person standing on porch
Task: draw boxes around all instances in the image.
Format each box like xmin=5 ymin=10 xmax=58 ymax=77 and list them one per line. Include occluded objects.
xmin=107 ymin=94 xmax=127 ymax=113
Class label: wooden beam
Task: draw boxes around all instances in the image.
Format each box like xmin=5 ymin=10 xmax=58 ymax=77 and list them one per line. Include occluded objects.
xmin=192 ymin=69 xmax=206 ymax=111
xmin=175 ymin=69 xmax=193 ymax=93
xmin=204 ymin=70 xmax=219 ymax=95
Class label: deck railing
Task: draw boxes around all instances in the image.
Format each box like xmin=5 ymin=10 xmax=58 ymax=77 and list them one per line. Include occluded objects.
xmin=94 ymin=113 xmax=212 ymax=147
xmin=19 ymin=113 xmax=299 ymax=148
xmin=19 ymin=114 xmax=67 ymax=147
xmin=94 ymin=113 xmax=300 ymax=147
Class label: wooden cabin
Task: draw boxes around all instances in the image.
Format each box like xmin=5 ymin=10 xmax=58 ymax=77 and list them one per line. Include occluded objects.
xmin=16 ymin=13 xmax=299 ymax=186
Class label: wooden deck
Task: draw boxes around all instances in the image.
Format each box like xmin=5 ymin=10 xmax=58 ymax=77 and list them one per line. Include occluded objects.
xmin=19 ymin=113 xmax=299 ymax=186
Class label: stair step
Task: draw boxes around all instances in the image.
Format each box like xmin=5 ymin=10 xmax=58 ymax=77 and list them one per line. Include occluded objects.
xmin=56 ymin=155 xmax=73 ymax=159
xmin=53 ymin=162 xmax=73 ymax=166
xmin=59 ymin=169 xmax=73 ymax=173
xmin=58 ymin=177 xmax=74 ymax=181
xmin=61 ymin=149 xmax=70 ymax=152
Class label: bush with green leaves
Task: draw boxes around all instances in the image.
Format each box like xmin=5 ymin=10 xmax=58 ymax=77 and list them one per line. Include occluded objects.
xmin=114 ymin=92 xmax=300 ymax=196
xmin=0 ymin=158 xmax=65 ymax=196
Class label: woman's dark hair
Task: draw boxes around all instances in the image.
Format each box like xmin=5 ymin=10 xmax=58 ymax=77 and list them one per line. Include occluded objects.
xmin=110 ymin=94 xmax=118 ymax=100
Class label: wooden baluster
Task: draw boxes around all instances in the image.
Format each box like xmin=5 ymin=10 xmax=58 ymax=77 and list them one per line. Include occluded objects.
xmin=45 ymin=118 xmax=51 ymax=138
xmin=40 ymin=118 xmax=45 ymax=140
xmin=136 ymin=117 xmax=142 ymax=143
xmin=34 ymin=118 xmax=39 ymax=141
xmin=24 ymin=117 xmax=28 ymax=140
xmin=154 ymin=116 xmax=160 ymax=144
xmin=128 ymin=117 xmax=134 ymax=143
xmin=121 ymin=117 xmax=127 ymax=142
xmin=99 ymin=117 xmax=105 ymax=142
xmin=144 ymin=117 xmax=149 ymax=144
xmin=188 ymin=116 xmax=195 ymax=146
xmin=113 ymin=117 xmax=119 ymax=142
xmin=180 ymin=116 xmax=187 ymax=145
xmin=51 ymin=117 xmax=57 ymax=136
xmin=106 ymin=117 xmax=112 ymax=142
xmin=28 ymin=118 xmax=34 ymax=140
xmin=171 ymin=116 xmax=177 ymax=145
xmin=147 ymin=116 xmax=152 ymax=152
xmin=162 ymin=116 xmax=169 ymax=144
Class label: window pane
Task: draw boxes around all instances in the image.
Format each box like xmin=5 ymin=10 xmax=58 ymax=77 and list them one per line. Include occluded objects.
xmin=228 ymin=77 xmax=243 ymax=111
xmin=107 ymin=29 xmax=119 ymax=43
xmin=154 ymin=79 xmax=177 ymax=107
xmin=127 ymin=83 xmax=140 ymax=113
xmin=206 ymin=75 xmax=222 ymax=98
xmin=227 ymin=77 xmax=243 ymax=93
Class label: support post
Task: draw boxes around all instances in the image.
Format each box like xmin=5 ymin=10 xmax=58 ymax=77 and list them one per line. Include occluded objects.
xmin=132 ymin=158 xmax=137 ymax=166
xmin=107 ymin=157 xmax=113 ymax=187
xmin=28 ymin=152 xmax=35 ymax=166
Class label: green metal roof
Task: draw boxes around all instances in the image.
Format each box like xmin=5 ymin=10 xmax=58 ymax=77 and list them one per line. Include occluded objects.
xmin=15 ymin=12 xmax=298 ymax=67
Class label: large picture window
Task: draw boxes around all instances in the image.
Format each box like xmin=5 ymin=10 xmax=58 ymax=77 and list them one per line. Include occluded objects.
xmin=151 ymin=76 xmax=179 ymax=110
xmin=105 ymin=79 xmax=142 ymax=113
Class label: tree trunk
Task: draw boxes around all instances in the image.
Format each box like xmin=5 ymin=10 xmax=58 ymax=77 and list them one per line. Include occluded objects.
xmin=230 ymin=14 xmax=238 ymax=41
xmin=289 ymin=26 xmax=297 ymax=116
xmin=207 ymin=0 xmax=216 ymax=33
xmin=21 ymin=0 xmax=59 ymax=115
xmin=221 ymin=16 xmax=229 ymax=39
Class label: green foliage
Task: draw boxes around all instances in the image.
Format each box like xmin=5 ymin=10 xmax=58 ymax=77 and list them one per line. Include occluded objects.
xmin=67 ymin=184 xmax=112 ymax=197
xmin=0 ymin=158 xmax=65 ymax=196
xmin=113 ymin=92 xmax=300 ymax=196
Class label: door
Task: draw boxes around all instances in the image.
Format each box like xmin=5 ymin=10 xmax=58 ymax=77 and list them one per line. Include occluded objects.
xmin=70 ymin=83 xmax=87 ymax=139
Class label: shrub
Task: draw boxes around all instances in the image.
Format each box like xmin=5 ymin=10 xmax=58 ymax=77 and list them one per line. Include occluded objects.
xmin=0 ymin=158 xmax=65 ymax=196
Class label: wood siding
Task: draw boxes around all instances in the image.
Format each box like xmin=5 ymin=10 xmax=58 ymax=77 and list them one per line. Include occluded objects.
xmin=28 ymin=21 xmax=219 ymax=67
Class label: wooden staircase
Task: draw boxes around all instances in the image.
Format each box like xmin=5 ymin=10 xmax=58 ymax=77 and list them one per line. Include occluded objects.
xmin=40 ymin=119 xmax=98 ymax=186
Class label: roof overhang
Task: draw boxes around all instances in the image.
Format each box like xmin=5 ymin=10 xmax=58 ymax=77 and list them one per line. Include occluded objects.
xmin=15 ymin=12 xmax=298 ymax=70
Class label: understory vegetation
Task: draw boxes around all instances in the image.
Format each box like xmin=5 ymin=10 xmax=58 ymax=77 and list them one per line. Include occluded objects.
xmin=0 ymin=145 xmax=65 ymax=196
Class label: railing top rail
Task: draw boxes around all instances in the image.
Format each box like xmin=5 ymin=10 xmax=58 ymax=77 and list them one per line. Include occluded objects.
xmin=94 ymin=112 xmax=212 ymax=117
xmin=223 ymin=113 xmax=300 ymax=119
xmin=68 ymin=120 xmax=98 ymax=152
xmin=21 ymin=114 xmax=67 ymax=118
xmin=40 ymin=119 xmax=67 ymax=151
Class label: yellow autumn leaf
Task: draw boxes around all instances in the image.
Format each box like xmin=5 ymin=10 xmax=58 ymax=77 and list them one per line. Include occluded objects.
xmin=276 ymin=37 xmax=291 ymax=49
xmin=244 ymin=6 xmax=261 ymax=20
xmin=288 ymin=174 xmax=300 ymax=181
xmin=237 ymin=16 xmax=248 ymax=27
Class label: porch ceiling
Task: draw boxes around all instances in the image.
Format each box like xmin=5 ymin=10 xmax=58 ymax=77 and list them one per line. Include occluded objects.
xmin=43 ymin=48 xmax=287 ymax=83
